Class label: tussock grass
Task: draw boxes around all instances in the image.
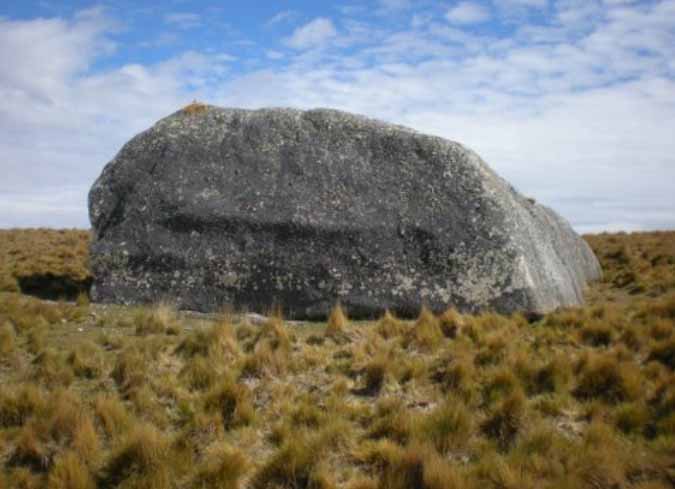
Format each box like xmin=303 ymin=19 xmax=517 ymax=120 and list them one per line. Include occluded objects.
xmin=481 ymin=389 xmax=527 ymax=451
xmin=0 ymin=229 xmax=674 ymax=488
xmin=67 ymin=340 xmax=105 ymax=379
xmin=367 ymin=398 xmax=413 ymax=444
xmin=574 ymin=354 xmax=641 ymax=403
xmin=404 ymin=306 xmax=443 ymax=352
xmin=438 ymin=308 xmax=464 ymax=338
xmin=251 ymin=423 xmax=347 ymax=489
xmin=134 ymin=303 xmax=178 ymax=336
xmin=580 ymin=320 xmax=613 ymax=347
xmin=204 ymin=378 xmax=255 ymax=429
xmin=0 ymin=321 xmax=15 ymax=355
xmin=375 ymin=310 xmax=407 ymax=339
xmin=375 ymin=442 xmax=465 ymax=489
xmin=111 ymin=348 xmax=147 ymax=396
xmin=48 ymin=451 xmax=95 ymax=489
xmin=94 ymin=394 xmax=131 ymax=438
xmin=325 ymin=302 xmax=348 ymax=338
xmin=648 ymin=338 xmax=675 ymax=370
xmin=102 ymin=423 xmax=172 ymax=489
xmin=194 ymin=444 xmax=248 ymax=489
xmin=181 ymin=101 xmax=209 ymax=116
xmin=413 ymin=398 xmax=472 ymax=454
xmin=361 ymin=356 xmax=389 ymax=395
xmin=0 ymin=385 xmax=46 ymax=428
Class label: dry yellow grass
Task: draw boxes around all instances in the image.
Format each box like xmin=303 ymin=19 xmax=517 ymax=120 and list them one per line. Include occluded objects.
xmin=0 ymin=229 xmax=674 ymax=488
xmin=181 ymin=100 xmax=209 ymax=116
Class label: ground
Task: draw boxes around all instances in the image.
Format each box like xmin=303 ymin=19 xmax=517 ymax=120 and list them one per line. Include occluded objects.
xmin=0 ymin=229 xmax=674 ymax=489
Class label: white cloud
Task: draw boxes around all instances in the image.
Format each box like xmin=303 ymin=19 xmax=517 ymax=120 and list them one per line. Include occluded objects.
xmin=2 ymin=2 xmax=675 ymax=233
xmin=0 ymin=7 xmax=114 ymax=103
xmin=267 ymin=10 xmax=297 ymax=25
xmin=284 ymin=17 xmax=337 ymax=50
xmin=446 ymin=2 xmax=491 ymax=24
xmin=163 ymin=12 xmax=201 ymax=30
xmin=0 ymin=11 xmax=232 ymax=227
xmin=266 ymin=50 xmax=285 ymax=59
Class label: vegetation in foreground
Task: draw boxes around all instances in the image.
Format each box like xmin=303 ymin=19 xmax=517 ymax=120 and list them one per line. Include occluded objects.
xmin=0 ymin=229 xmax=674 ymax=488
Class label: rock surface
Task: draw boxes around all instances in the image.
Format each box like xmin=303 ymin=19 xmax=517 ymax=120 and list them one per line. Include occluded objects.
xmin=89 ymin=104 xmax=601 ymax=319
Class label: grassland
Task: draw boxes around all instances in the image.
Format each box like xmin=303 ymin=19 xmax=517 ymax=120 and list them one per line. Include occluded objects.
xmin=0 ymin=229 xmax=674 ymax=488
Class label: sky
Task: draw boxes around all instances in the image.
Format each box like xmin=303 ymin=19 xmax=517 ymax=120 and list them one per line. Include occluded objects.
xmin=1 ymin=0 xmax=674 ymax=233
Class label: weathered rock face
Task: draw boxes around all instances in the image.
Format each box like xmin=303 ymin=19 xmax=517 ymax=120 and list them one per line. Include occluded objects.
xmin=89 ymin=105 xmax=601 ymax=319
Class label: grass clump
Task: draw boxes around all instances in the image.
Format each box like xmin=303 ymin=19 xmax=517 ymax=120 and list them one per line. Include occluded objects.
xmin=181 ymin=101 xmax=209 ymax=116
xmin=375 ymin=310 xmax=407 ymax=339
xmin=1 ymin=229 xmax=675 ymax=489
xmin=102 ymin=424 xmax=172 ymax=489
xmin=367 ymin=398 xmax=413 ymax=444
xmin=404 ymin=306 xmax=443 ymax=352
xmin=47 ymin=451 xmax=95 ymax=489
xmin=0 ymin=322 xmax=15 ymax=355
xmin=67 ymin=341 xmax=105 ymax=379
xmin=325 ymin=303 xmax=348 ymax=339
xmin=481 ymin=389 xmax=526 ymax=451
xmin=613 ymin=402 xmax=649 ymax=435
xmin=94 ymin=394 xmax=132 ymax=438
xmin=176 ymin=318 xmax=239 ymax=359
xmin=413 ymin=399 xmax=472 ymax=454
xmin=357 ymin=352 xmax=394 ymax=396
xmin=204 ymin=379 xmax=255 ymax=430
xmin=134 ymin=303 xmax=178 ymax=336
xmin=240 ymin=316 xmax=292 ymax=378
xmin=430 ymin=354 xmax=474 ymax=399
xmin=251 ymin=427 xmax=343 ymax=489
xmin=374 ymin=442 xmax=465 ymax=489
xmin=0 ymin=385 xmax=46 ymax=428
xmin=513 ymin=354 xmax=571 ymax=396
xmin=194 ymin=444 xmax=248 ymax=489
xmin=648 ymin=338 xmax=675 ymax=370
xmin=438 ymin=308 xmax=464 ymax=338
xmin=574 ymin=354 xmax=641 ymax=403
xmin=111 ymin=348 xmax=147 ymax=396
xmin=580 ymin=320 xmax=613 ymax=347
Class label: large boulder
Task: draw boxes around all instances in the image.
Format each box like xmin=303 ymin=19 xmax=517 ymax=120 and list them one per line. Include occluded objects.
xmin=88 ymin=104 xmax=601 ymax=319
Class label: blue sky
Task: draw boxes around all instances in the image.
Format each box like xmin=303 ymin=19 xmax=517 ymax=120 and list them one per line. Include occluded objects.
xmin=1 ymin=0 xmax=674 ymax=232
